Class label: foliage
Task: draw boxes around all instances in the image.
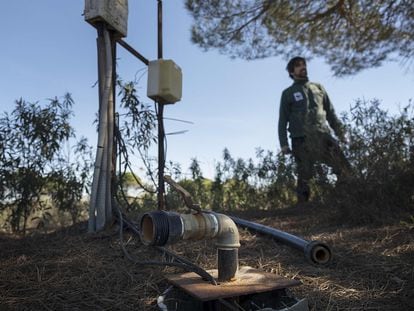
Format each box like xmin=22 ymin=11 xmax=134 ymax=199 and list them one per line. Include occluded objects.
xmin=115 ymin=80 xmax=158 ymax=211
xmin=117 ymin=80 xmax=157 ymax=152
xmin=165 ymin=149 xmax=297 ymax=211
xmin=400 ymin=215 xmax=414 ymax=230
xmin=112 ymin=78 xmax=413 ymax=226
xmin=0 ymin=95 xmax=92 ymax=234
xmin=328 ymin=99 xmax=414 ymax=223
xmin=47 ymin=137 xmax=93 ymax=224
xmin=165 ymin=99 xmax=413 ymax=225
xmin=185 ymin=0 xmax=414 ymax=76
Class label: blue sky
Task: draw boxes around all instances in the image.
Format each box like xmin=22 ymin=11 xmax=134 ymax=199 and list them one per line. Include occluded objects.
xmin=1 ymin=1 xmax=413 ymax=178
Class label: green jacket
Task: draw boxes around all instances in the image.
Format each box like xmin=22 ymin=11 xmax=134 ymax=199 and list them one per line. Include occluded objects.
xmin=278 ymin=78 xmax=344 ymax=148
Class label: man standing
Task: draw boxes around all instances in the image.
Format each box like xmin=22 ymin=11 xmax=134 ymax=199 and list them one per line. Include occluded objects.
xmin=278 ymin=56 xmax=351 ymax=203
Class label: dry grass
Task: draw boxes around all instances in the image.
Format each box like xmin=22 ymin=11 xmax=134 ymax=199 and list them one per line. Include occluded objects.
xmin=1 ymin=205 xmax=413 ymax=310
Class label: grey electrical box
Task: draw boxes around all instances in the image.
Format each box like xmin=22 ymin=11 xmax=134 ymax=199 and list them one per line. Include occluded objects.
xmin=84 ymin=0 xmax=128 ymax=37
xmin=147 ymin=59 xmax=182 ymax=104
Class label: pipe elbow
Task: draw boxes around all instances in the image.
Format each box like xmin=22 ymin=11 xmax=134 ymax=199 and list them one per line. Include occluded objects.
xmin=139 ymin=211 xmax=240 ymax=282
xmin=213 ymin=213 xmax=240 ymax=249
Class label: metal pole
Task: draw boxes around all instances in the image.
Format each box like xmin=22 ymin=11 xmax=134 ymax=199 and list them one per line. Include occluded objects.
xmin=116 ymin=39 xmax=149 ymax=65
xmin=105 ymin=31 xmax=116 ymax=225
xmin=157 ymin=105 xmax=165 ymax=210
xmin=157 ymin=0 xmax=165 ymax=210
xmin=112 ymin=36 xmax=117 ymax=173
xmin=88 ymin=23 xmax=106 ymax=232
xmin=157 ymin=0 xmax=163 ymax=59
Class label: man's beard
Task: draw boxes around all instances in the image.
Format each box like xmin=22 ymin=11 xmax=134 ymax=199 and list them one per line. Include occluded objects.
xmin=299 ymin=69 xmax=307 ymax=78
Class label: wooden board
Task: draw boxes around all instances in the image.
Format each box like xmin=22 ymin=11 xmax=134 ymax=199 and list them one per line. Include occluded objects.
xmin=165 ymin=266 xmax=302 ymax=301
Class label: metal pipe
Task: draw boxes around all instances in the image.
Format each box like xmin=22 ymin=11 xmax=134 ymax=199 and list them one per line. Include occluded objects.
xmin=140 ymin=211 xmax=240 ymax=281
xmin=105 ymin=30 xmax=115 ymax=226
xmin=217 ymin=248 xmax=238 ymax=282
xmin=230 ymin=216 xmax=332 ymax=265
xmin=157 ymin=0 xmax=163 ymax=59
xmin=156 ymin=0 xmax=165 ymax=210
xmin=116 ymin=39 xmax=149 ymax=65
xmin=89 ymin=24 xmax=113 ymax=232
xmin=214 ymin=213 xmax=240 ymax=280
xmin=97 ymin=27 xmax=113 ymax=231
xmin=157 ymin=104 xmax=165 ymax=210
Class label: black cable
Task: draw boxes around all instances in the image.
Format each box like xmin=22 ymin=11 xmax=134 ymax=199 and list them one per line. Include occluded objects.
xmin=113 ymin=198 xmax=217 ymax=285
xmin=126 ymin=161 xmax=157 ymax=193
xmin=136 ymin=146 xmax=158 ymax=189
xmin=114 ymin=110 xmax=158 ymax=189
xmin=115 ymin=119 xmax=158 ymax=188
xmin=117 ymin=175 xmax=138 ymax=212
xmin=155 ymin=246 xmax=217 ymax=285
xmin=112 ymin=175 xmax=214 ymax=282
xmin=115 ymin=124 xmax=157 ymax=193
xmin=157 ymin=102 xmax=166 ymax=209
xmin=111 ymin=79 xmax=217 ymax=285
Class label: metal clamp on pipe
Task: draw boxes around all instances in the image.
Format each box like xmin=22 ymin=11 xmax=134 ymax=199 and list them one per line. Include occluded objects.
xmin=140 ymin=211 xmax=240 ymax=281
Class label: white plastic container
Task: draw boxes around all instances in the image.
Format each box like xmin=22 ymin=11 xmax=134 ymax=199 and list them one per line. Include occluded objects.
xmin=147 ymin=59 xmax=182 ymax=104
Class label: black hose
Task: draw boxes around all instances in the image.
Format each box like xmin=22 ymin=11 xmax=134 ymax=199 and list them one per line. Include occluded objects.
xmin=230 ymin=216 xmax=332 ymax=265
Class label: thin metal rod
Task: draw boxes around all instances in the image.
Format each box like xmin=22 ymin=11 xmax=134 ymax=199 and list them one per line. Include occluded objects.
xmin=157 ymin=0 xmax=165 ymax=210
xmin=157 ymin=104 xmax=165 ymax=210
xmin=116 ymin=39 xmax=149 ymax=65
xmin=105 ymin=29 xmax=115 ymax=226
xmin=157 ymin=0 xmax=163 ymax=59
xmin=116 ymin=113 xmax=121 ymax=178
xmin=111 ymin=34 xmax=117 ymax=198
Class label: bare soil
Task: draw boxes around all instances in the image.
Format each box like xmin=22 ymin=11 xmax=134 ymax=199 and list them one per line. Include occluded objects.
xmin=1 ymin=204 xmax=413 ymax=310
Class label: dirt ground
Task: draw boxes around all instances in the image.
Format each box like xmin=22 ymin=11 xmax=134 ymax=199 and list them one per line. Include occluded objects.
xmin=1 ymin=204 xmax=413 ymax=310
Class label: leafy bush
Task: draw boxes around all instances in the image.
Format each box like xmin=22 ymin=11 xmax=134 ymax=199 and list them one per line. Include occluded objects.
xmin=0 ymin=95 xmax=92 ymax=234
xmin=324 ymin=99 xmax=414 ymax=224
xmin=164 ymin=99 xmax=413 ymax=225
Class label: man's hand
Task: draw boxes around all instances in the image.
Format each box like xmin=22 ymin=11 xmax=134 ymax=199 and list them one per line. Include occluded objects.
xmin=281 ymin=145 xmax=292 ymax=155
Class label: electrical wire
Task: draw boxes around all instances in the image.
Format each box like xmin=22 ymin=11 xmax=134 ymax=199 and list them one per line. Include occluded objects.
xmin=154 ymin=99 xmax=167 ymax=208
xmin=133 ymin=67 xmax=148 ymax=85
xmin=165 ymin=130 xmax=189 ymax=136
xmin=115 ymin=124 xmax=157 ymax=193
xmin=136 ymin=146 xmax=158 ymax=188
xmin=155 ymin=246 xmax=217 ymax=285
xmin=111 ymin=28 xmax=217 ymax=285
xmin=163 ymin=117 xmax=194 ymax=124
xmin=112 ymin=147 xmax=220 ymax=284
xmin=112 ymin=163 xmax=216 ymax=284
xmin=114 ymin=116 xmax=217 ymax=283
xmin=112 ymin=198 xmax=217 ymax=285
xmin=115 ymin=108 xmax=158 ymax=189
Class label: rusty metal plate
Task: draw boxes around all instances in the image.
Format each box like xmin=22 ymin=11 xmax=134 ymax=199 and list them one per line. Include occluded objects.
xmin=165 ymin=266 xmax=302 ymax=301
